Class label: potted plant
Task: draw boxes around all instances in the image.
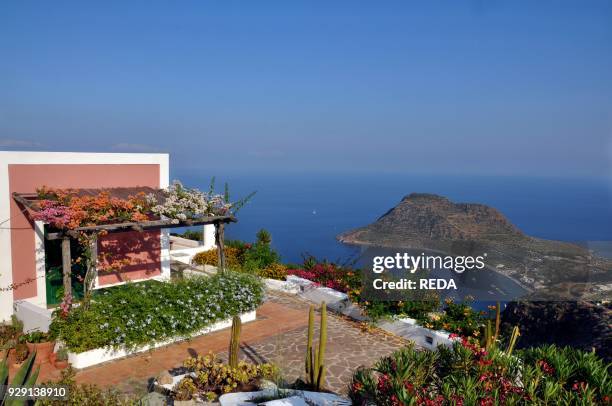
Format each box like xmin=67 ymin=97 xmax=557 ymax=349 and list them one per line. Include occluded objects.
xmin=54 ymin=347 xmax=69 ymax=369
xmin=22 ymin=330 xmax=55 ymax=365
xmin=12 ymin=342 xmax=29 ymax=368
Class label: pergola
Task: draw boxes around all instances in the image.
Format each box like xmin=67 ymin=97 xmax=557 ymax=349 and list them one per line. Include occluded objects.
xmin=13 ymin=187 xmax=236 ymax=298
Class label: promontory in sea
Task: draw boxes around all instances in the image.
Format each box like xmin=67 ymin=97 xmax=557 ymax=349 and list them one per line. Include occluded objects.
xmin=338 ymin=193 xmax=612 ymax=300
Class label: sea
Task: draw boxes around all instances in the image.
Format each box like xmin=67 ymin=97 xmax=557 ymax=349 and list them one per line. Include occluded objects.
xmin=173 ymin=172 xmax=612 ymax=308
xmin=175 ymin=172 xmax=612 ymax=264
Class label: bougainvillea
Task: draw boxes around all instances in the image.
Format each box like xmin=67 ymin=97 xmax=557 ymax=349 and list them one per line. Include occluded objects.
xmin=32 ymin=187 xmax=151 ymax=230
xmin=286 ymin=262 xmax=361 ymax=293
xmin=147 ymin=180 xmax=231 ymax=220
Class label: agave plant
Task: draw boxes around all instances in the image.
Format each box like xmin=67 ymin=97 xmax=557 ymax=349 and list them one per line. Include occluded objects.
xmin=0 ymin=350 xmax=39 ymax=406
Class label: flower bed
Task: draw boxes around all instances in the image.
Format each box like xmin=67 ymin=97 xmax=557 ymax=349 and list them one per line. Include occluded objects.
xmin=67 ymin=311 xmax=256 ymax=369
xmin=286 ymin=259 xmax=486 ymax=337
xmin=50 ymin=272 xmax=264 ymax=353
xmin=349 ymin=340 xmax=611 ymax=405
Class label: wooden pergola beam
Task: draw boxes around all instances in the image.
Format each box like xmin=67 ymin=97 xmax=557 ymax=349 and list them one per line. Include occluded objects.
xmin=45 ymin=216 xmax=237 ymax=240
xmin=12 ymin=192 xmax=39 ymax=211
xmin=13 ymin=191 xmax=236 ymax=282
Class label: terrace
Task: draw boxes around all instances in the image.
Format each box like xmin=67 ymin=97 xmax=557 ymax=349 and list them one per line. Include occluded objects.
xmin=2 ymin=180 xmax=609 ymax=404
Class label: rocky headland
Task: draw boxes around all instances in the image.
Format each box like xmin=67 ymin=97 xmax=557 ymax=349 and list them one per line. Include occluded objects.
xmin=338 ymin=193 xmax=612 ymax=300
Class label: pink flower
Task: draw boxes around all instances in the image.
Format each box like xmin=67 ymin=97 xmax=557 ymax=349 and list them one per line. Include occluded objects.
xmin=31 ymin=200 xmax=72 ymax=228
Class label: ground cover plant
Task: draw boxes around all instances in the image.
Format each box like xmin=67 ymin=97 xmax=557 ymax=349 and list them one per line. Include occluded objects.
xmin=49 ymin=272 xmax=264 ymax=353
xmin=349 ymin=340 xmax=611 ymax=405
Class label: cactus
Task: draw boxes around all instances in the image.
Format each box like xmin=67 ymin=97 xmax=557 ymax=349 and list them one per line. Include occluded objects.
xmin=228 ymin=315 xmax=241 ymax=369
xmin=485 ymin=319 xmax=493 ymax=349
xmin=305 ymin=302 xmax=327 ymax=391
xmin=482 ymin=302 xmax=519 ymax=356
xmin=506 ymin=326 xmax=520 ymax=356
xmin=494 ymin=301 xmax=501 ymax=341
xmin=305 ymin=305 xmax=315 ymax=379
xmin=317 ymin=302 xmax=327 ymax=387
xmin=484 ymin=302 xmax=502 ymax=350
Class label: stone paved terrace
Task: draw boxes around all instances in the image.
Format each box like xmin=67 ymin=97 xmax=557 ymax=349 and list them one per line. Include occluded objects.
xmin=10 ymin=290 xmax=408 ymax=398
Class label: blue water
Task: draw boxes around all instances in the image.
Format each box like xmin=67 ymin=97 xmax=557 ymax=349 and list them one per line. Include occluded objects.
xmin=175 ymin=172 xmax=612 ymax=264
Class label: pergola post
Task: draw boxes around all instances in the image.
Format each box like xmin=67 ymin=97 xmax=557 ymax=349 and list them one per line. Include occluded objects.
xmin=61 ymin=237 xmax=72 ymax=304
xmin=215 ymin=221 xmax=226 ymax=274
xmin=84 ymin=235 xmax=98 ymax=296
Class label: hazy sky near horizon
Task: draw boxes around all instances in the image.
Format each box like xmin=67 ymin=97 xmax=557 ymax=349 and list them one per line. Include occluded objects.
xmin=1 ymin=1 xmax=611 ymax=177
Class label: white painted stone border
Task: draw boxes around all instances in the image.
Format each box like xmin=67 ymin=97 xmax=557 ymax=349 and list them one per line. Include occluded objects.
xmin=285 ymin=275 xmax=317 ymax=290
xmin=67 ymin=310 xmax=256 ymax=369
xmin=263 ymin=278 xmax=301 ymax=294
xmin=380 ymin=317 xmax=458 ymax=350
xmin=219 ymin=389 xmax=350 ymax=406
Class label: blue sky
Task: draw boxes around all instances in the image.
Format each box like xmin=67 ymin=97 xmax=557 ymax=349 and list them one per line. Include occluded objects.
xmin=1 ymin=1 xmax=611 ymax=177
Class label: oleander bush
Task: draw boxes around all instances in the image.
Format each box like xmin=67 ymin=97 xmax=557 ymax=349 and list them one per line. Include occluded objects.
xmin=349 ymin=340 xmax=611 ymax=405
xmin=50 ymin=272 xmax=264 ymax=353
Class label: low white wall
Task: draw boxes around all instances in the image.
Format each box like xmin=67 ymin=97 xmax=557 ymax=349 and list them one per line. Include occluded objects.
xmin=263 ymin=278 xmax=300 ymax=294
xmin=170 ymin=246 xmax=210 ymax=265
xmin=67 ymin=310 xmax=256 ymax=369
xmin=14 ymin=300 xmax=53 ymax=333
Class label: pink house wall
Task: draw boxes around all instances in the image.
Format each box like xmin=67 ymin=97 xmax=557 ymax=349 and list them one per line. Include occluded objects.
xmin=9 ymin=164 xmax=161 ymax=301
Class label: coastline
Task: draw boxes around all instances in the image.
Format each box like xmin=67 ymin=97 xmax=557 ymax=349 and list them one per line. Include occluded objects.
xmin=336 ymin=236 xmax=535 ymax=294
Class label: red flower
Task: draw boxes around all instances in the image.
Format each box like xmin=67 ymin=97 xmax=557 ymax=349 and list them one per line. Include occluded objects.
xmin=536 ymin=360 xmax=555 ymax=375
xmin=351 ymin=382 xmax=364 ymax=392
xmin=478 ymin=397 xmax=494 ymax=406
xmin=404 ymin=381 xmax=414 ymax=393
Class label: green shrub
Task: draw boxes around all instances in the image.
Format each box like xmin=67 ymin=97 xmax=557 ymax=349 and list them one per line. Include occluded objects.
xmin=409 ymin=297 xmax=485 ymax=337
xmin=256 ymin=229 xmax=272 ymax=245
xmin=241 ymin=242 xmax=280 ymax=273
xmin=50 ymin=272 xmax=264 ymax=353
xmin=349 ymin=340 xmax=611 ymax=405
xmin=192 ymin=232 xmax=281 ymax=275
xmin=256 ymin=263 xmax=288 ymax=280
